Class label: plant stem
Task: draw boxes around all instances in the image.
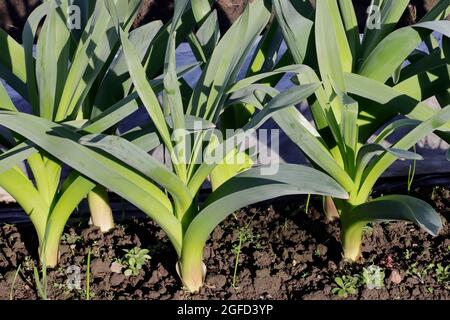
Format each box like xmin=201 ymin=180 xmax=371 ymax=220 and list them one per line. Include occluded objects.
xmin=324 ymin=196 xmax=340 ymax=221
xmin=88 ymin=186 xmax=114 ymax=233
xmin=232 ymin=234 xmax=244 ymax=288
xmin=86 ymin=247 xmax=91 ymax=301
xmin=9 ymin=264 xmax=21 ymax=300
xmin=305 ymin=194 xmax=311 ymax=213
xmin=407 ymin=145 xmax=417 ymax=194
xmin=340 ymin=210 xmax=367 ymax=261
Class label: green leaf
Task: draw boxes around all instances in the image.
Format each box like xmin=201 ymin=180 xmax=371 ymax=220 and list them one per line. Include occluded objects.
xmin=273 ymin=0 xmax=314 ymax=64
xmin=373 ymin=119 xmax=421 ymax=144
xmin=0 ymin=142 xmax=38 ymax=174
xmin=420 ymin=0 xmax=450 ymax=22
xmin=359 ymin=21 xmax=450 ymax=83
xmin=0 ymin=28 xmax=28 ymax=99
xmin=273 ymin=108 xmax=355 ymax=191
xmin=181 ymin=164 xmax=348 ymax=274
xmin=347 ymin=195 xmax=442 ymax=236
xmin=0 ymin=111 xmax=183 ymax=254
xmin=358 ymin=105 xmax=450 ymax=202
xmin=79 ymin=133 xmax=193 ymax=218
xmin=35 ymin=1 xmax=70 ymax=120
xmin=92 ymin=21 xmax=163 ymax=116
xmin=0 ymin=81 xmax=15 ymax=111
xmin=315 ymin=0 xmax=353 ymax=91
xmin=243 ymin=83 xmax=320 ymax=131
xmin=338 ymin=0 xmax=361 ymax=64
xmin=119 ymin=29 xmax=172 ymax=149
xmin=228 ymin=64 xmax=312 ymax=94
xmin=361 ymin=0 xmax=410 ymax=61
xmin=22 ymin=1 xmax=49 ymax=112
xmin=188 ymin=0 xmax=272 ymax=121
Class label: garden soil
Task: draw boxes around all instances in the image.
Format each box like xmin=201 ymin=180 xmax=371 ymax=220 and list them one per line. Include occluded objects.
xmin=0 ymin=186 xmax=449 ymax=300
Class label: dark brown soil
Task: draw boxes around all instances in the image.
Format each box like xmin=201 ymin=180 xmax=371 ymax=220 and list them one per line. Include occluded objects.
xmin=0 ymin=186 xmax=449 ymax=300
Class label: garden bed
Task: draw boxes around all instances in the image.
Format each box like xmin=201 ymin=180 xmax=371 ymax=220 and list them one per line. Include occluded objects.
xmin=1 ymin=186 xmax=449 ymax=300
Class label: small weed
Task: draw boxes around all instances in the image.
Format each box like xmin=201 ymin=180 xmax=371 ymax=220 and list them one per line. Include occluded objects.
xmin=332 ymin=275 xmax=361 ymax=298
xmin=314 ymin=248 xmax=321 ymax=257
xmin=61 ymin=233 xmax=82 ymax=245
xmin=406 ymin=262 xmax=434 ymax=283
xmin=120 ymin=247 xmax=151 ymax=277
xmin=9 ymin=264 xmax=21 ymax=300
xmin=231 ymin=210 xmax=260 ymax=289
xmin=361 ymin=265 xmax=385 ymax=289
xmin=435 ymin=264 xmax=450 ymax=288
xmin=403 ymin=249 xmax=413 ymax=260
xmin=363 ymin=224 xmax=374 ymax=236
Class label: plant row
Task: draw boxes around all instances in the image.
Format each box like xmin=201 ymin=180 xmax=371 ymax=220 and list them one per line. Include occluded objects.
xmin=0 ymin=0 xmax=449 ymax=293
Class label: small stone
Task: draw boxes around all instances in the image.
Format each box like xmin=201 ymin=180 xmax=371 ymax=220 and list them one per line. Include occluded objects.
xmin=110 ymin=261 xmax=123 ymax=274
xmin=91 ymin=259 xmax=110 ymax=278
xmin=389 ymin=270 xmax=402 ymax=284
xmin=110 ymin=273 xmax=125 ymax=287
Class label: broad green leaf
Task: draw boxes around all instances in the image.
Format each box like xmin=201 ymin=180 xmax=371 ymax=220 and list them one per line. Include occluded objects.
xmin=420 ymin=0 xmax=450 ymax=22
xmin=359 ymin=105 xmax=450 ymax=201
xmin=374 ymin=119 xmax=421 ymax=144
xmin=273 ymin=0 xmax=314 ymax=64
xmin=0 ymin=82 xmax=15 ymax=111
xmin=346 ymin=195 xmax=442 ymax=236
xmin=191 ymin=0 xmax=212 ymax=24
xmin=344 ymin=73 xmax=450 ymax=142
xmin=273 ymin=108 xmax=354 ymax=191
xmin=92 ymin=21 xmax=163 ymax=116
xmin=228 ymin=64 xmax=312 ymax=94
xmin=0 ymin=142 xmax=38 ymax=174
xmin=338 ymin=0 xmax=361 ymax=63
xmin=36 ymin=1 xmax=70 ymax=120
xmin=82 ymin=93 xmax=139 ymax=134
xmin=120 ymin=123 xmax=161 ymax=152
xmin=79 ymin=133 xmax=193 ymax=218
xmin=0 ymin=28 xmax=28 ymax=99
xmin=182 ymin=164 xmax=348 ymax=266
xmin=359 ymin=21 xmax=450 ymax=83
xmin=188 ymin=0 xmax=272 ymax=121
xmin=119 ymin=29 xmax=172 ymax=148
xmin=315 ymin=0 xmax=353 ymax=92
xmin=243 ymin=83 xmax=320 ymax=131
xmin=361 ymin=0 xmax=410 ymax=61
xmin=0 ymin=111 xmax=183 ymax=253
xmin=22 ymin=1 xmax=50 ymax=112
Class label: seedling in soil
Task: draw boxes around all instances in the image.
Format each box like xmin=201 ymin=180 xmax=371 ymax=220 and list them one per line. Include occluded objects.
xmin=9 ymin=264 xmax=21 ymax=300
xmin=403 ymin=249 xmax=413 ymax=260
xmin=314 ymin=248 xmax=321 ymax=257
xmin=61 ymin=233 xmax=82 ymax=245
xmin=231 ymin=212 xmax=260 ymax=289
xmin=361 ymin=265 xmax=385 ymax=289
xmin=86 ymin=247 xmax=92 ymax=300
xmin=120 ymin=247 xmax=151 ymax=277
xmin=304 ymin=194 xmax=311 ymax=214
xmin=435 ymin=264 xmax=450 ymax=288
xmin=33 ymin=265 xmax=48 ymax=300
xmin=406 ymin=262 xmax=435 ymax=283
xmin=332 ymin=275 xmax=361 ymax=298
xmin=407 ymin=145 xmax=417 ymax=194
xmin=363 ymin=224 xmax=374 ymax=236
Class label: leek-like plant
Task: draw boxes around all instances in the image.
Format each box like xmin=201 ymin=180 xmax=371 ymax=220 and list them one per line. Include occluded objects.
xmin=0 ymin=0 xmax=348 ymax=292
xmin=263 ymin=0 xmax=450 ymax=260
xmin=0 ymin=0 xmax=190 ymax=266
